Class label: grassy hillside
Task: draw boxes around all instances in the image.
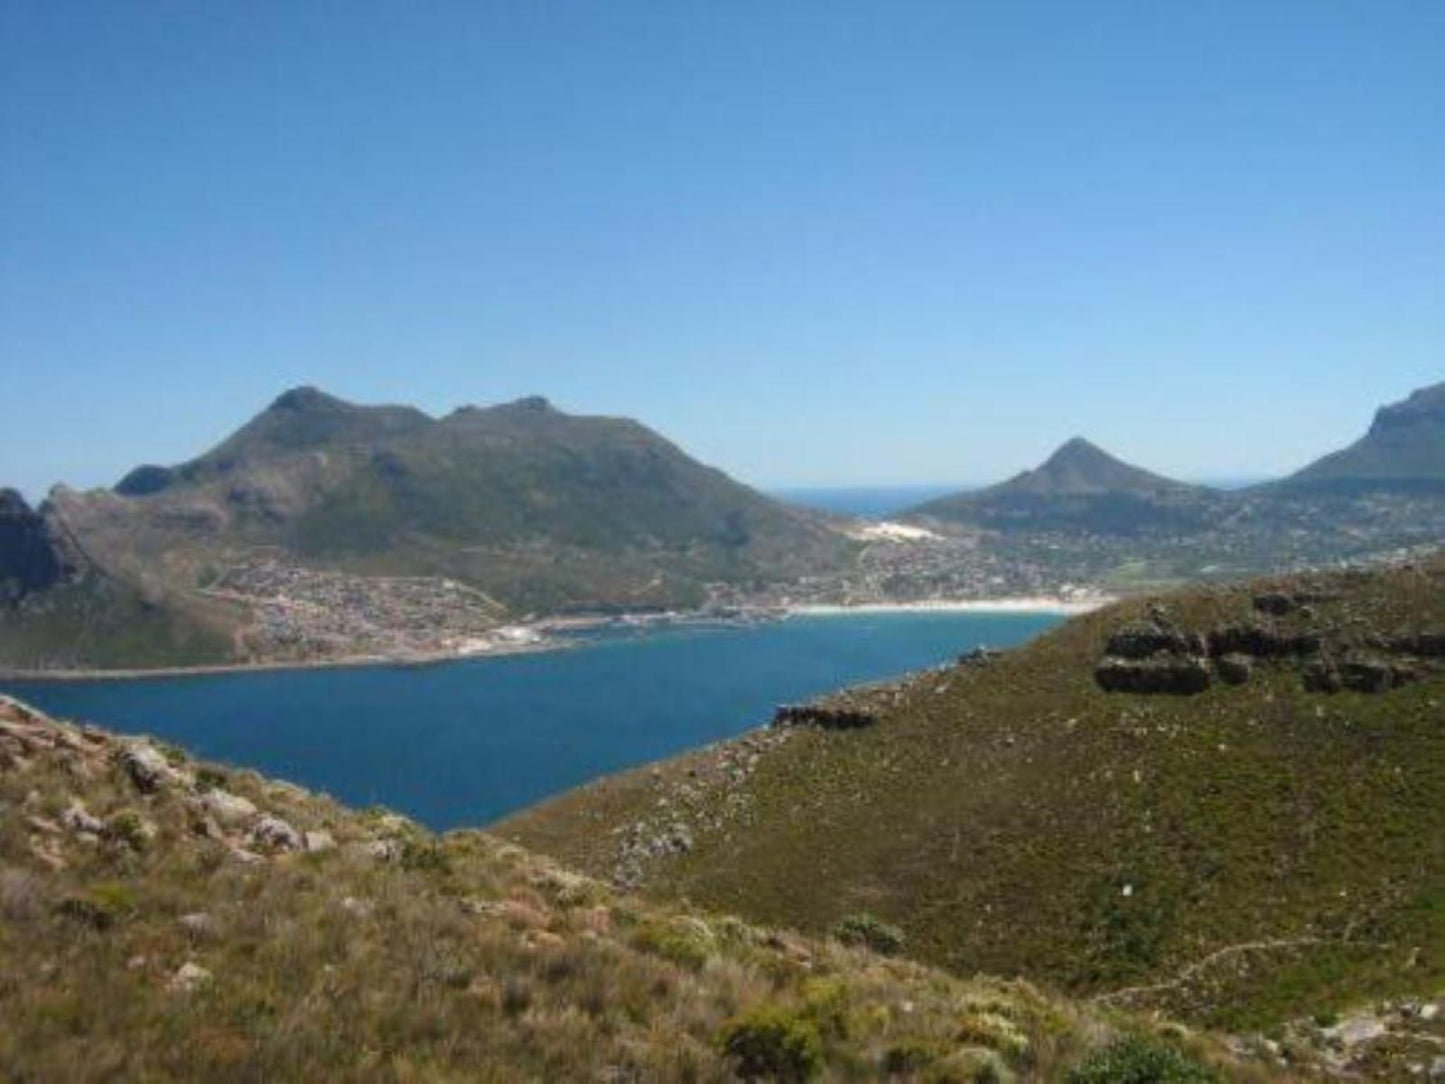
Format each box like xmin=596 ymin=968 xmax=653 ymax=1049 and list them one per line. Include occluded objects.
xmin=0 ymin=697 xmax=1272 ymax=1082
xmin=60 ymin=388 xmax=852 ymax=618
xmin=502 ymin=558 xmax=1445 ymax=1042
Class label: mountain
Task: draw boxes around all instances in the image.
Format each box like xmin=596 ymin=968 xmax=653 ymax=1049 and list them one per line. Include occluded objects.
xmin=0 ymin=489 xmax=75 ymax=604
xmin=501 ymin=557 xmax=1445 ymax=1045
xmin=910 ymin=438 xmax=1220 ymax=534
xmin=0 ymin=695 xmax=1270 ymax=1082
xmin=2 ymin=388 xmax=852 ymax=668
xmin=1276 ymin=379 xmax=1445 ymax=491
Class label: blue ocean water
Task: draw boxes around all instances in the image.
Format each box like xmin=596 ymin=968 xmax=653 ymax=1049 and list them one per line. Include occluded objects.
xmin=1 ymin=611 xmax=1061 ymax=829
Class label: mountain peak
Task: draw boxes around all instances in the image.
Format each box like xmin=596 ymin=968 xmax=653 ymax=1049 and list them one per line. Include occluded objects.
xmin=1369 ymin=379 xmax=1445 ymax=435
xmin=1043 ymin=436 xmax=1112 ymax=468
xmin=267 ymin=386 xmax=351 ymax=414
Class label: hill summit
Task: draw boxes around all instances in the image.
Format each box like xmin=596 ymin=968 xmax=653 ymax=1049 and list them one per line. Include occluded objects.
xmin=910 ymin=438 xmax=1214 ymax=534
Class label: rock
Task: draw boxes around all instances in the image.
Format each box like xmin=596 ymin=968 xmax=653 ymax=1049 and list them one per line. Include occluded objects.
xmin=1095 ymin=656 xmax=1211 ymax=695
xmin=59 ymin=800 xmax=104 ymax=836
xmin=1253 ymin=592 xmax=1297 ymax=616
xmin=178 ymin=912 xmax=220 ymax=940
xmin=197 ymin=789 xmax=258 ymax=828
xmin=1215 ymin=653 xmax=1254 ymax=685
xmin=957 ymin=646 xmax=999 ymax=667
xmin=167 ymin=961 xmax=213 ymax=993
xmin=248 ymin=815 xmax=303 ymax=853
xmin=1105 ymin=622 xmax=1201 ymax=659
xmin=1430 ymin=1055 xmax=1445 ymax=1082
xmin=304 ymin=829 xmax=336 ymax=853
xmin=1303 ymin=660 xmax=1342 ymax=693
xmin=1326 ymin=1015 xmax=1387 ymax=1046
xmin=1338 ymin=657 xmax=1394 ymax=694
xmin=121 ymin=743 xmax=182 ymax=793
xmin=1391 ymin=631 xmax=1445 ymax=657
xmin=1209 ymin=623 xmax=1322 ymax=658
xmin=360 ymin=838 xmax=401 ymax=862
xmin=772 ymin=703 xmax=878 ymax=729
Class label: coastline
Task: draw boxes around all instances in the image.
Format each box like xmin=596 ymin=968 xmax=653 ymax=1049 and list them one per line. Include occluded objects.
xmin=786 ymin=595 xmax=1113 ymax=617
xmin=0 ymin=594 xmax=1108 ymax=684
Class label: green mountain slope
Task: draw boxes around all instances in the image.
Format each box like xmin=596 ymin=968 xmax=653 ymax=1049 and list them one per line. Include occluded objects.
xmin=0 ymin=696 xmax=1272 ymax=1082
xmin=2 ymin=389 xmax=854 ymax=668
xmin=910 ymin=438 xmax=1222 ymax=534
xmin=80 ymin=387 xmax=849 ymax=613
xmin=1278 ymin=380 xmax=1445 ymax=491
xmin=501 ymin=557 xmax=1445 ymax=1035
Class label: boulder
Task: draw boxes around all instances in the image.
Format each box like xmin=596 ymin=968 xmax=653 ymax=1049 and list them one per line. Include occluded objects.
xmin=197 ymin=789 xmax=258 ymax=828
xmin=1208 ymin=623 xmax=1321 ymax=658
xmin=121 ymin=743 xmax=183 ymax=794
xmin=1302 ymin=660 xmax=1342 ymax=693
xmin=248 ymin=815 xmax=303 ymax=853
xmin=167 ymin=961 xmax=213 ymax=993
xmin=1215 ymin=654 xmax=1253 ymax=686
xmin=1337 ymin=658 xmax=1394 ymax=694
xmin=1105 ymin=622 xmax=1201 ymax=659
xmin=304 ymin=829 xmax=336 ymax=853
xmin=59 ymin=800 xmax=104 ymax=836
xmin=1095 ymin=656 xmax=1211 ymax=695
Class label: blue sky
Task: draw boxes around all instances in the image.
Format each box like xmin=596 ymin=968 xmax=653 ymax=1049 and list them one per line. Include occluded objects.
xmin=2 ymin=1 xmax=1441 ymax=499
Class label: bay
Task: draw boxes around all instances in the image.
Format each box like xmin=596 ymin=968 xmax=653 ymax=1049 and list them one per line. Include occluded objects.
xmin=1 ymin=610 xmax=1061 ymax=829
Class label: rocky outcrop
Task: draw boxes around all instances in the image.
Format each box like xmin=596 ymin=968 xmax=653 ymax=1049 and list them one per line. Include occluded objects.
xmin=1105 ymin=622 xmax=1204 ymax=659
xmin=1207 ymin=623 xmax=1322 ymax=658
xmin=0 ymin=489 xmax=76 ymax=604
xmin=1095 ymin=656 xmax=1212 ymax=695
xmin=771 ymin=703 xmax=878 ymax=730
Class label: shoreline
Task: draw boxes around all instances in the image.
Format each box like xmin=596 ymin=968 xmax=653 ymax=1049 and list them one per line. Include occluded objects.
xmin=0 ymin=594 xmax=1109 ymax=684
xmin=786 ymin=595 xmax=1113 ymax=617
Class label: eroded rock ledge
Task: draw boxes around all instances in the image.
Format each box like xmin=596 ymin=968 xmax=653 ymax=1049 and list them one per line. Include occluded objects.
xmin=1094 ymin=595 xmax=1444 ymax=697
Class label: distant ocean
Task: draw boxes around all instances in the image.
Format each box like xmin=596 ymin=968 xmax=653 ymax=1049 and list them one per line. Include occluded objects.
xmin=768 ymin=484 xmax=970 ymax=519
xmin=3 ymin=610 xmax=1060 ymax=829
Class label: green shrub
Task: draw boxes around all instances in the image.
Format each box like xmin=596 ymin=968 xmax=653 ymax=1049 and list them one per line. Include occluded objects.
xmin=56 ymin=882 xmax=139 ymax=930
xmin=719 ymin=1004 xmax=824 ymax=1081
xmin=195 ymin=766 xmax=229 ymax=792
xmin=1067 ymin=1036 xmax=1221 ymax=1083
xmin=106 ymin=810 xmax=151 ymax=852
xmin=831 ymin=912 xmax=906 ymax=956
xmin=635 ymin=916 xmax=716 ymax=971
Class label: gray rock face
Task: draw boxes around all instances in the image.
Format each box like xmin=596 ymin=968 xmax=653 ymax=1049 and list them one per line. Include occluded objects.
xmin=1095 ymin=656 xmax=1211 ymax=695
xmin=0 ymin=489 xmax=75 ymax=604
xmin=248 ymin=815 xmax=303 ymax=853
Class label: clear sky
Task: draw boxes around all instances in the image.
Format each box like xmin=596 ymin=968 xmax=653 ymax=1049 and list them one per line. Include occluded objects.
xmin=2 ymin=1 xmax=1441 ymax=500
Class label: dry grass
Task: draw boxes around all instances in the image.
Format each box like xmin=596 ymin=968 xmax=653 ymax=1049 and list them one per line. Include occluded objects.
xmin=0 ymin=698 xmax=1262 ymax=1082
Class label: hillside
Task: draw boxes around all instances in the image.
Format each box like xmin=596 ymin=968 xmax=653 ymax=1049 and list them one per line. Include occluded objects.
xmin=501 ymin=558 xmax=1445 ymax=1055
xmin=0 ymin=696 xmax=1276 ymax=1082
xmin=2 ymin=388 xmax=853 ymax=669
xmin=1278 ymin=381 xmax=1445 ymax=491
xmin=909 ymin=438 xmax=1222 ymax=535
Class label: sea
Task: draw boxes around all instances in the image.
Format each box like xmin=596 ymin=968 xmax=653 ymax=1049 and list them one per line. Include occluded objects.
xmin=1 ymin=610 xmax=1062 ymax=829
